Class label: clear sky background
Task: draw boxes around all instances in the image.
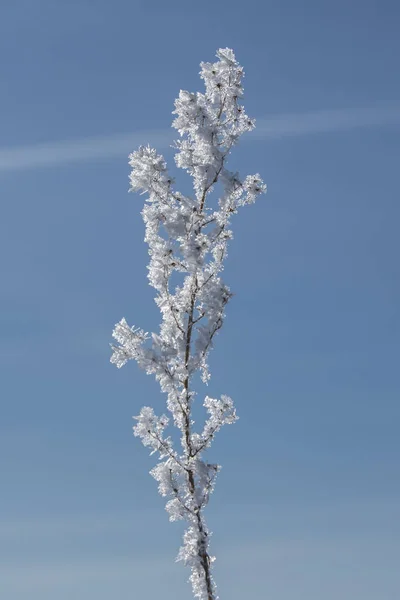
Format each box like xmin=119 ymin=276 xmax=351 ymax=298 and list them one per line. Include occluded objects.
xmin=1 ymin=1 xmax=399 ymax=599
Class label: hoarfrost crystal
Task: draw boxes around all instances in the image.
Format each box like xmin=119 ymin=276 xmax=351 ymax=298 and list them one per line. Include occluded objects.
xmin=111 ymin=48 xmax=266 ymax=600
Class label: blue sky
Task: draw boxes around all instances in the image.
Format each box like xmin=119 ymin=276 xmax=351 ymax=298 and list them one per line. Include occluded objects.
xmin=1 ymin=1 xmax=399 ymax=598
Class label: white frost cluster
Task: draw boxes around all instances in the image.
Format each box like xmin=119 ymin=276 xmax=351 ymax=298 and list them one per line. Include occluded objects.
xmin=111 ymin=48 xmax=265 ymax=600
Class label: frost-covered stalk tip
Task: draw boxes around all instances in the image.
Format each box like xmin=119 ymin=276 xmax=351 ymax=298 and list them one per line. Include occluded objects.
xmin=110 ymin=48 xmax=266 ymax=600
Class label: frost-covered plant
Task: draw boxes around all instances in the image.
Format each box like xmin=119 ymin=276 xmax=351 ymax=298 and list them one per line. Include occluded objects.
xmin=111 ymin=48 xmax=266 ymax=600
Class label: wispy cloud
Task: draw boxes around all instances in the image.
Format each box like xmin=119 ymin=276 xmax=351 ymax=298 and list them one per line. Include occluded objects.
xmin=253 ymin=105 xmax=400 ymax=138
xmin=1 ymin=106 xmax=399 ymax=172
xmin=2 ymin=537 xmax=398 ymax=599
xmin=0 ymin=130 xmax=170 ymax=172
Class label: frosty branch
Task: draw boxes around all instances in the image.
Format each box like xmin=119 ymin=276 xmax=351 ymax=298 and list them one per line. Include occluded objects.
xmin=110 ymin=48 xmax=266 ymax=600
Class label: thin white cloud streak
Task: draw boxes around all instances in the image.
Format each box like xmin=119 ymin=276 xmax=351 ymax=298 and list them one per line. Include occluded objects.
xmin=0 ymin=130 xmax=170 ymax=171
xmin=253 ymin=105 xmax=400 ymax=138
xmin=2 ymin=538 xmax=399 ymax=597
xmin=1 ymin=106 xmax=399 ymax=172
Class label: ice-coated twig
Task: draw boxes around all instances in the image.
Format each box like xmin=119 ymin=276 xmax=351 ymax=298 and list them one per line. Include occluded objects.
xmin=111 ymin=48 xmax=266 ymax=600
